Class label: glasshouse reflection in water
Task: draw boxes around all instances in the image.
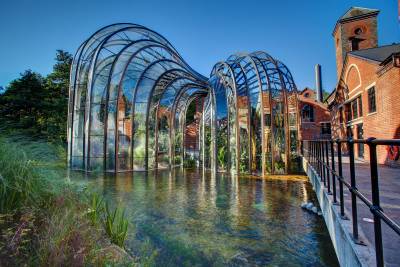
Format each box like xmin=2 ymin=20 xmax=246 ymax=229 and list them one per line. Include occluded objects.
xmin=73 ymin=169 xmax=338 ymax=266
xmin=67 ymin=23 xmax=301 ymax=175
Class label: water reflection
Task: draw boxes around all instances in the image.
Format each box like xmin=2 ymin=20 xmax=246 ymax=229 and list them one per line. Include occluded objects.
xmin=76 ymin=169 xmax=338 ymax=266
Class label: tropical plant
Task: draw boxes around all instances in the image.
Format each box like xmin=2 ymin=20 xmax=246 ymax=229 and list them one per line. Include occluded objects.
xmin=184 ymin=156 xmax=196 ymax=168
xmin=217 ymin=146 xmax=226 ymax=169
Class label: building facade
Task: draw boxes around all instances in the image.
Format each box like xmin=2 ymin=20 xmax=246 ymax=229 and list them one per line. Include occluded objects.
xmin=327 ymin=7 xmax=400 ymax=165
xmin=298 ymin=88 xmax=331 ymax=140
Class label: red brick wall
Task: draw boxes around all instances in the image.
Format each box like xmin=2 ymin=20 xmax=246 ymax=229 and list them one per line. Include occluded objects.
xmin=298 ymin=88 xmax=331 ymax=140
xmin=329 ymin=55 xmax=400 ymax=165
xmin=334 ymin=15 xmax=378 ymax=78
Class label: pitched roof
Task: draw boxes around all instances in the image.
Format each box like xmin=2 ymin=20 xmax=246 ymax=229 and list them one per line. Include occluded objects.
xmin=340 ymin=7 xmax=379 ymax=20
xmin=348 ymin=43 xmax=400 ymax=63
xmin=332 ymin=7 xmax=379 ymax=35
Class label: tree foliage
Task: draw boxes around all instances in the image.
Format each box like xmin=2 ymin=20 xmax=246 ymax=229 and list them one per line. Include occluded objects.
xmin=185 ymin=100 xmax=196 ymax=125
xmin=0 ymin=50 xmax=72 ymax=143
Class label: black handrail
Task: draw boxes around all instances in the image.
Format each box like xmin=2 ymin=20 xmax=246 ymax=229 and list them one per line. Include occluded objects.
xmin=301 ymin=138 xmax=400 ymax=267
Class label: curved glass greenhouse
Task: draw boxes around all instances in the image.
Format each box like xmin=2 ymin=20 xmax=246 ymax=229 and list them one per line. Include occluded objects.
xmin=67 ymin=23 xmax=300 ymax=175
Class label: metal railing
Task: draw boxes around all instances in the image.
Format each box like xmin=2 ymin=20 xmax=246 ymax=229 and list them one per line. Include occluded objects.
xmin=301 ymin=138 xmax=400 ymax=267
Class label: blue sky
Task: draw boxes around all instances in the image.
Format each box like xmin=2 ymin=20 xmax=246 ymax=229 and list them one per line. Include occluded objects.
xmin=0 ymin=0 xmax=398 ymax=92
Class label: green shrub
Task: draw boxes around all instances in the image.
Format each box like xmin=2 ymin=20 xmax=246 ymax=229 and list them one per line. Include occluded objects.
xmin=184 ymin=156 xmax=196 ymax=168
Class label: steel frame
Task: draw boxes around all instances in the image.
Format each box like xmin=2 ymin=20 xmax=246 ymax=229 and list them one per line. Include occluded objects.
xmin=68 ymin=23 xmax=300 ymax=175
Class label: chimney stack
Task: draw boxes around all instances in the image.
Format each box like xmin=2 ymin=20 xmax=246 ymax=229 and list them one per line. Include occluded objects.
xmin=315 ymin=64 xmax=323 ymax=102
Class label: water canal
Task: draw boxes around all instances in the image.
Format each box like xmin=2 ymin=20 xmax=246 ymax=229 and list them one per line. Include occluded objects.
xmin=72 ymin=168 xmax=339 ymax=266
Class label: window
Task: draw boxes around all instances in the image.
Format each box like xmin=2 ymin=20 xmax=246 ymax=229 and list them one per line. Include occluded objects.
xmin=339 ymin=107 xmax=343 ymax=123
xmin=321 ymin=122 xmax=331 ymax=135
xmin=351 ymin=38 xmax=361 ymax=51
xmin=368 ymin=86 xmax=376 ymax=113
xmin=302 ymin=104 xmax=314 ymax=122
xmin=345 ymin=104 xmax=352 ymax=122
xmin=346 ymin=126 xmax=353 ymax=138
xmin=351 ymin=99 xmax=358 ymax=119
xmin=347 ymin=97 xmax=363 ymax=121
xmin=354 ymin=28 xmax=363 ymax=35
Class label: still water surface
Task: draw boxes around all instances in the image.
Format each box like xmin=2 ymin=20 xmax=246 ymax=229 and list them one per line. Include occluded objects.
xmin=74 ymin=168 xmax=339 ymax=266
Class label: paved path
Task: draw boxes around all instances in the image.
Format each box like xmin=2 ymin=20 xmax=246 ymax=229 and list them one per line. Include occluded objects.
xmin=327 ymin=159 xmax=400 ymax=267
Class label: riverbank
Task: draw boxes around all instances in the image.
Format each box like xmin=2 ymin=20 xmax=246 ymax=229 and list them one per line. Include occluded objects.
xmin=0 ymin=133 xmax=134 ymax=266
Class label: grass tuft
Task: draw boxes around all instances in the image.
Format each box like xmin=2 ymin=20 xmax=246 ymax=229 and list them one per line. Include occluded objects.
xmin=104 ymin=202 xmax=129 ymax=248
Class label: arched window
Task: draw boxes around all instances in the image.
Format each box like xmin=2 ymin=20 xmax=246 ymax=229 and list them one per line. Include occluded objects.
xmin=302 ymin=104 xmax=314 ymax=122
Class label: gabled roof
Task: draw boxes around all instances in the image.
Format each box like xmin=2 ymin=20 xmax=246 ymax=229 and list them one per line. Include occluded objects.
xmin=328 ymin=43 xmax=400 ymax=107
xmin=340 ymin=7 xmax=379 ymax=20
xmin=349 ymin=43 xmax=400 ymax=63
xmin=332 ymin=7 xmax=379 ymax=36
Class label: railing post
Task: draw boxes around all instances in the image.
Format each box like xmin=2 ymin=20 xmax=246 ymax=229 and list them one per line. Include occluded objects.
xmin=317 ymin=141 xmax=320 ymax=175
xmin=330 ymin=140 xmax=337 ymax=203
xmin=322 ymin=141 xmax=325 ymax=181
xmin=310 ymin=141 xmax=314 ymax=167
xmin=313 ymin=141 xmax=315 ymax=167
xmin=325 ymin=140 xmax=331 ymax=194
xmin=310 ymin=141 xmax=313 ymax=166
xmin=301 ymin=140 xmax=304 ymax=156
xmin=313 ymin=141 xmax=315 ymax=168
xmin=319 ymin=141 xmax=323 ymax=179
xmin=314 ymin=141 xmax=317 ymax=169
xmin=336 ymin=139 xmax=346 ymax=218
xmin=348 ymin=138 xmax=360 ymax=243
xmin=367 ymin=137 xmax=384 ymax=267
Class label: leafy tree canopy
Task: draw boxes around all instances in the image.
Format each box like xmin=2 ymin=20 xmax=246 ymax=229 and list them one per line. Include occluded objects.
xmin=0 ymin=50 xmax=72 ymax=143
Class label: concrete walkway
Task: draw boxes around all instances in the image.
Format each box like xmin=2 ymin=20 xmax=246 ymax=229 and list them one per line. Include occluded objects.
xmin=329 ymin=158 xmax=400 ymax=267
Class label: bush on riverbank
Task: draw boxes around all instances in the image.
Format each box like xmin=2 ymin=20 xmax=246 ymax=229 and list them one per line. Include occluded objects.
xmin=0 ymin=136 xmax=133 ymax=266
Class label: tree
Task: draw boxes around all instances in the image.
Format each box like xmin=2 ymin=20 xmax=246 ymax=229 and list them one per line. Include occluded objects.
xmin=43 ymin=50 xmax=72 ymax=142
xmin=0 ymin=70 xmax=46 ymax=130
xmin=322 ymin=89 xmax=331 ymax=102
xmin=0 ymin=50 xmax=72 ymax=142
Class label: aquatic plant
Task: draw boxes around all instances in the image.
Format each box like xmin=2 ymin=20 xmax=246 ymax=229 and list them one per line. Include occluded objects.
xmin=87 ymin=191 xmax=104 ymax=225
xmin=104 ymin=202 xmax=129 ymax=248
xmin=85 ymin=191 xmax=130 ymax=248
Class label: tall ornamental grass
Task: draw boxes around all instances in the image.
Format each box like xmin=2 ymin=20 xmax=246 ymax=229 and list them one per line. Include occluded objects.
xmin=0 ymin=136 xmax=133 ymax=265
xmin=0 ymin=139 xmax=51 ymax=212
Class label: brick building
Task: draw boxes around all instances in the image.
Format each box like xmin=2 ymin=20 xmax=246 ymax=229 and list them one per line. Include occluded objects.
xmin=327 ymin=7 xmax=400 ymax=165
xmin=298 ymin=88 xmax=331 ymax=140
